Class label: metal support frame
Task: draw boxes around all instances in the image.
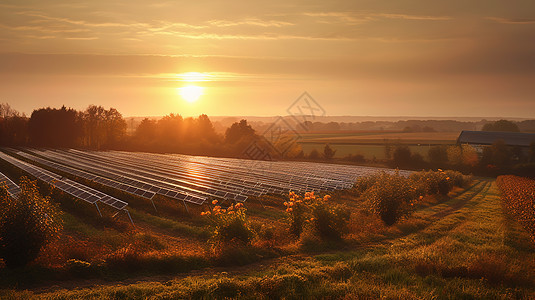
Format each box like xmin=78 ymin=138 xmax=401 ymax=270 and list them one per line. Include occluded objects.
xmin=124 ymin=209 xmax=134 ymax=226
xmin=149 ymin=196 xmax=158 ymax=213
xmin=94 ymin=203 xmax=103 ymax=217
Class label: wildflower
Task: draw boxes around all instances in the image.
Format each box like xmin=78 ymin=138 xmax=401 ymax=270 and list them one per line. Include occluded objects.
xmin=323 ymin=195 xmax=331 ymax=201
xmin=286 ymin=208 xmax=293 ymax=212
xmin=212 ymin=200 xmax=218 ymax=205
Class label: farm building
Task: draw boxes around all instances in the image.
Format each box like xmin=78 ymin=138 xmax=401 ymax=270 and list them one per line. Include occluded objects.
xmin=457 ymin=130 xmax=535 ymax=155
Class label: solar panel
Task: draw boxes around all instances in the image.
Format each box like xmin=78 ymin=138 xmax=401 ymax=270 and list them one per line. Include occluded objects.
xmin=0 ymin=152 xmax=127 ymax=210
xmin=16 ymin=147 xmax=411 ymax=209
xmin=16 ymin=151 xmax=156 ymax=200
xmin=0 ymin=171 xmax=21 ymax=198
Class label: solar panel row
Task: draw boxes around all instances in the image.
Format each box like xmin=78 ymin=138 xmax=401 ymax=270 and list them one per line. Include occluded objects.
xmin=0 ymin=171 xmax=21 ymax=198
xmin=26 ymin=149 xmax=207 ymax=206
xmin=0 ymin=152 xmax=128 ymax=211
xmin=10 ymin=148 xmax=410 ymax=211
xmin=16 ymin=151 xmax=156 ymax=201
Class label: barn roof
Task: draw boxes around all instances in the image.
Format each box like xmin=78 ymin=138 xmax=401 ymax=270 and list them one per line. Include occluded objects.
xmin=457 ymin=131 xmax=535 ymax=147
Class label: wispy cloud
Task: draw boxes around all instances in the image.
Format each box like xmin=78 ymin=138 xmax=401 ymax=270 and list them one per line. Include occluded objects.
xmin=208 ymin=18 xmax=294 ymax=28
xmin=486 ymin=17 xmax=535 ymax=24
xmin=303 ymin=11 xmax=451 ymax=24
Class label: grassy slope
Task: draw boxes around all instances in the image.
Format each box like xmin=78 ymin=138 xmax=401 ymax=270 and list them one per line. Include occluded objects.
xmin=3 ymin=179 xmax=534 ymax=299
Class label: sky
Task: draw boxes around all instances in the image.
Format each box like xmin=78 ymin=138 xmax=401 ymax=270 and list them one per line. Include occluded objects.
xmin=1 ymin=0 xmax=534 ymax=118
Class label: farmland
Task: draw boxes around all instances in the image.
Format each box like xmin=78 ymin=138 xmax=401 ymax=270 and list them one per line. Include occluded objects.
xmin=298 ymin=131 xmax=459 ymax=159
xmin=0 ymin=148 xmax=534 ymax=299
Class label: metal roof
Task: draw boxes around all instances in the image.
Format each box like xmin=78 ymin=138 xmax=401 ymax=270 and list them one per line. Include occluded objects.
xmin=457 ymin=131 xmax=535 ymax=147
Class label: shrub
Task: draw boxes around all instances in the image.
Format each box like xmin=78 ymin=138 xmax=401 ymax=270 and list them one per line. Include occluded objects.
xmin=363 ymin=172 xmax=416 ymax=226
xmin=353 ymin=174 xmax=379 ymax=196
xmin=308 ymin=195 xmax=350 ymax=241
xmin=0 ymin=177 xmax=62 ymax=268
xmin=284 ymin=192 xmax=309 ymax=236
xmin=202 ymin=201 xmax=255 ymax=255
xmin=284 ymin=192 xmax=350 ymax=241
xmin=409 ymin=170 xmax=453 ymax=196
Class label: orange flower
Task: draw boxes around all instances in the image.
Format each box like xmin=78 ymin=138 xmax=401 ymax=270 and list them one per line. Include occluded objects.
xmin=212 ymin=200 xmax=218 ymax=205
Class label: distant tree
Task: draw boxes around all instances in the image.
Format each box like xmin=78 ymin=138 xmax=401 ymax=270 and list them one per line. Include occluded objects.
xmin=392 ymin=146 xmax=412 ymax=167
xmin=29 ymin=106 xmax=81 ymax=147
xmin=447 ymin=145 xmax=463 ymax=166
xmin=428 ymin=145 xmax=448 ymax=165
xmin=83 ymin=105 xmax=106 ymax=148
xmin=344 ymin=153 xmax=365 ymax=163
xmin=491 ymin=140 xmax=511 ymax=168
xmin=82 ymin=105 xmax=126 ymax=149
xmin=0 ymin=114 xmax=28 ymax=146
xmin=225 ymin=119 xmax=256 ymax=144
xmin=0 ymin=177 xmax=62 ymax=268
xmin=461 ymin=144 xmax=479 ymax=167
xmin=0 ymin=103 xmax=19 ymax=118
xmin=135 ymin=118 xmax=157 ymax=142
xmin=103 ymin=108 xmax=127 ymax=147
xmin=323 ymin=144 xmax=336 ymax=160
xmin=422 ymin=126 xmax=436 ymax=132
xmin=530 ymin=141 xmax=535 ymax=163
xmin=308 ymin=149 xmax=320 ymax=160
xmin=482 ymin=120 xmax=520 ymax=132
xmin=196 ymin=114 xmax=219 ymax=143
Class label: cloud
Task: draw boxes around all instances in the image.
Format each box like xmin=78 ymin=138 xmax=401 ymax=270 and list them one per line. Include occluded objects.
xmin=303 ymin=11 xmax=452 ymax=24
xmin=486 ymin=17 xmax=535 ymax=24
xmin=208 ymin=18 xmax=294 ymax=28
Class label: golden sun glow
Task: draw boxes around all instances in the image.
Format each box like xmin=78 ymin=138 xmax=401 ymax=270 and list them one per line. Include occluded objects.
xmin=178 ymin=85 xmax=203 ymax=103
xmin=176 ymin=72 xmax=209 ymax=103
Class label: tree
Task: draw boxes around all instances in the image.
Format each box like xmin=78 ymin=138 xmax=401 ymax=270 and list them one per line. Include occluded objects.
xmin=323 ymin=144 xmax=336 ymax=160
xmin=28 ymin=106 xmax=81 ymax=147
xmin=482 ymin=119 xmax=520 ymax=132
xmin=491 ymin=140 xmax=511 ymax=168
xmin=428 ymin=145 xmax=448 ymax=165
xmin=308 ymin=149 xmax=320 ymax=160
xmin=392 ymin=146 xmax=412 ymax=168
xmin=135 ymin=118 xmax=157 ymax=142
xmin=225 ymin=119 xmax=256 ymax=144
xmin=530 ymin=141 xmax=535 ymax=163
xmin=0 ymin=177 xmax=62 ymax=268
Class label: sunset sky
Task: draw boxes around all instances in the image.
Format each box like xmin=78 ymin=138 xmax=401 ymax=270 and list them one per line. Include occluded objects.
xmin=1 ymin=1 xmax=534 ymax=118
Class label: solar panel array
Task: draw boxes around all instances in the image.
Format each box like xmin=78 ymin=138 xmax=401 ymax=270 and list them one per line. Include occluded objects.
xmin=16 ymin=151 xmax=156 ymax=200
xmin=0 ymin=171 xmax=21 ymax=198
xmin=25 ymin=148 xmax=207 ymax=206
xmin=18 ymin=148 xmax=410 ymax=208
xmin=0 ymin=152 xmax=128 ymax=211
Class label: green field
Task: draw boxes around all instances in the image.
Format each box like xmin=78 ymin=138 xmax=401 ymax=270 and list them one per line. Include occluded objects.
xmin=298 ymin=131 xmax=458 ymax=159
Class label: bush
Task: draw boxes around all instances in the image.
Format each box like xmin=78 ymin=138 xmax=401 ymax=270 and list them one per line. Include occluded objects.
xmin=363 ymin=172 xmax=416 ymax=226
xmin=409 ymin=170 xmax=453 ymax=196
xmin=0 ymin=177 xmax=62 ymax=268
xmin=202 ymin=201 xmax=255 ymax=255
xmin=309 ymin=195 xmax=350 ymax=241
xmin=353 ymin=174 xmax=379 ymax=196
xmin=284 ymin=192 xmax=350 ymax=241
xmin=284 ymin=192 xmax=309 ymax=236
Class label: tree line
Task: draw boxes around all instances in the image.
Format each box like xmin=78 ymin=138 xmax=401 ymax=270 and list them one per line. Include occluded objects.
xmin=0 ymin=103 xmax=264 ymax=157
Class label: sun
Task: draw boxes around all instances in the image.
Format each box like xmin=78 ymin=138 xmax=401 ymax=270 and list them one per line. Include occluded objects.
xmin=178 ymin=85 xmax=203 ymax=103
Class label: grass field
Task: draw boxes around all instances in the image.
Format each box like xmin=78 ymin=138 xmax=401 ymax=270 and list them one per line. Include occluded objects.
xmin=1 ymin=178 xmax=534 ymax=299
xmin=297 ymin=131 xmax=459 ymax=159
